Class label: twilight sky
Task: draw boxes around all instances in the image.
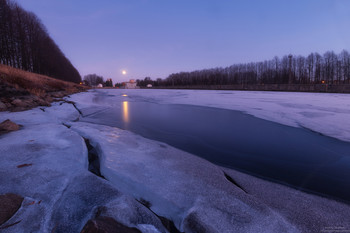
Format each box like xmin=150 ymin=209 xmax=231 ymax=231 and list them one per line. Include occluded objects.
xmin=15 ymin=0 xmax=350 ymax=83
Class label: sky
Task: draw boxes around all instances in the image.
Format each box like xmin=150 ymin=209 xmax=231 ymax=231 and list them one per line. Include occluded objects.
xmin=15 ymin=0 xmax=350 ymax=83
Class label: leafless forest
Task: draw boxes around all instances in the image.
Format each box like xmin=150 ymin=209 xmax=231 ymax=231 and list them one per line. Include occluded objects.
xmin=137 ymin=51 xmax=350 ymax=87
xmin=0 ymin=0 xmax=81 ymax=83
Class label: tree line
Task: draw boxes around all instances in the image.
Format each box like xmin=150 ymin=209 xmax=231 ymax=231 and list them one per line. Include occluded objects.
xmin=0 ymin=0 xmax=81 ymax=83
xmin=138 ymin=50 xmax=350 ymax=87
xmin=83 ymin=74 xmax=115 ymax=87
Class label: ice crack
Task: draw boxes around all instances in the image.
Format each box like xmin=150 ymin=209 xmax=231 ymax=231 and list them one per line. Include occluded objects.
xmin=223 ymin=172 xmax=248 ymax=193
xmin=83 ymin=137 xmax=105 ymax=179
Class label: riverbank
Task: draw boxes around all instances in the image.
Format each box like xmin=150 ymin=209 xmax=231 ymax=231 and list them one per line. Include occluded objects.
xmin=1 ymin=90 xmax=350 ymax=232
xmin=0 ymin=64 xmax=88 ymax=112
xmin=151 ymin=83 xmax=350 ymax=93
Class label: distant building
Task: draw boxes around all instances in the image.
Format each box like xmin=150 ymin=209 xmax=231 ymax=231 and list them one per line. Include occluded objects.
xmin=147 ymin=84 xmax=152 ymax=88
xmin=97 ymin=83 xmax=103 ymax=88
xmin=124 ymin=79 xmax=138 ymax=89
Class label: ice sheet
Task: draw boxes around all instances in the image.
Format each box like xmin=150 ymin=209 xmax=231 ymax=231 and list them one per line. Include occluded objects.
xmin=0 ymin=102 xmax=165 ymax=233
xmin=98 ymin=89 xmax=350 ymax=142
xmin=70 ymin=121 xmax=299 ymax=232
xmin=2 ymin=89 xmax=350 ymax=232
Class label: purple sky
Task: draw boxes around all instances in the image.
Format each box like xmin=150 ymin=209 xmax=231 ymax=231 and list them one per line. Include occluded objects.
xmin=15 ymin=0 xmax=350 ymax=83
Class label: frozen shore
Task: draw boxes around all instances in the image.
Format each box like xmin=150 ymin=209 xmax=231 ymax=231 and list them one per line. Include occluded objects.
xmin=0 ymin=89 xmax=350 ymax=233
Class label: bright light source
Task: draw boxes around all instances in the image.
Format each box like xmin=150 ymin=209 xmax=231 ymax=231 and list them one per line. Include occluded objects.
xmin=122 ymin=70 xmax=127 ymax=75
xmin=122 ymin=94 xmax=127 ymax=97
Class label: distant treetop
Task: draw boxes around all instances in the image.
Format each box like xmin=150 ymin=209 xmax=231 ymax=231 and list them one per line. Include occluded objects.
xmin=159 ymin=50 xmax=350 ymax=86
xmin=83 ymin=74 xmax=104 ymax=86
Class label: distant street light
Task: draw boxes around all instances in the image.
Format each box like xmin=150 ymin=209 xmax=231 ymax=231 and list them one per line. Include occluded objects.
xmin=122 ymin=70 xmax=127 ymax=75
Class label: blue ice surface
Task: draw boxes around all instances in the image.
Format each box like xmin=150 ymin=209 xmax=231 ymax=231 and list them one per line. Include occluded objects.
xmin=81 ymin=95 xmax=350 ymax=203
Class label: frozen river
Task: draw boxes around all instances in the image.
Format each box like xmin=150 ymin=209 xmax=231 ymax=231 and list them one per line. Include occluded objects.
xmin=2 ymin=89 xmax=350 ymax=232
xmin=80 ymin=90 xmax=350 ymax=202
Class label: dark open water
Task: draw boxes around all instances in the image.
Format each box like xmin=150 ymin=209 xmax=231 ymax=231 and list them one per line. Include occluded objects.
xmin=81 ymin=93 xmax=350 ymax=202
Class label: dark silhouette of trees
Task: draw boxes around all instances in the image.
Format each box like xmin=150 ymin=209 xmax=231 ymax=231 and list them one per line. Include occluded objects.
xmin=114 ymin=82 xmax=123 ymax=88
xmin=0 ymin=0 xmax=81 ymax=83
xmin=105 ymin=78 xmax=113 ymax=87
xmin=136 ymin=77 xmax=153 ymax=87
xmin=83 ymin=74 xmax=104 ymax=86
xmin=148 ymin=50 xmax=350 ymax=87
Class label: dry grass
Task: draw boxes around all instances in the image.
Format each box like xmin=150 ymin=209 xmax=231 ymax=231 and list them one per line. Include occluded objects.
xmin=0 ymin=64 xmax=88 ymax=96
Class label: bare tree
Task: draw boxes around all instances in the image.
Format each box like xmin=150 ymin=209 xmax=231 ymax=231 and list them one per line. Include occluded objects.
xmin=306 ymin=53 xmax=314 ymax=83
xmin=340 ymin=50 xmax=350 ymax=84
xmin=83 ymin=74 xmax=104 ymax=86
xmin=152 ymin=50 xmax=350 ymax=87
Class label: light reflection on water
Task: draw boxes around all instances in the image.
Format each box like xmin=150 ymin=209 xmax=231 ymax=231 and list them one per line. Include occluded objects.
xmin=123 ymin=101 xmax=129 ymax=123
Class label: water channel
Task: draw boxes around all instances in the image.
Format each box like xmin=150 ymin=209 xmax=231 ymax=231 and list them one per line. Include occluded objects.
xmin=81 ymin=92 xmax=350 ymax=202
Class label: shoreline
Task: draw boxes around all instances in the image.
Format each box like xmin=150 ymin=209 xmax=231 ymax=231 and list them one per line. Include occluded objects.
xmin=0 ymin=64 xmax=88 ymax=112
xmin=80 ymin=92 xmax=350 ymax=203
xmin=1 ymin=90 xmax=350 ymax=232
xmin=148 ymin=83 xmax=350 ymax=94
